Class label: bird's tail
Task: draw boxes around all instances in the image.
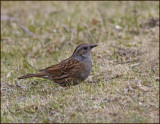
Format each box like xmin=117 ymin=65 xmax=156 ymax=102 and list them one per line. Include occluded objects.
xmin=17 ymin=73 xmax=45 ymax=80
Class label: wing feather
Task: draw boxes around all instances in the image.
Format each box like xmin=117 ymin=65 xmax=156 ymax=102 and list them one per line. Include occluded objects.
xmin=39 ymin=58 xmax=83 ymax=76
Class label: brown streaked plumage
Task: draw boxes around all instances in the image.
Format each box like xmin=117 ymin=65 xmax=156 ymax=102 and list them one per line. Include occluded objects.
xmin=18 ymin=43 xmax=97 ymax=87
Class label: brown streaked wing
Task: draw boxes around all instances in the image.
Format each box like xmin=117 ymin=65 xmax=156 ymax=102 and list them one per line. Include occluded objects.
xmin=58 ymin=58 xmax=80 ymax=71
xmin=39 ymin=58 xmax=81 ymax=75
xmin=39 ymin=64 xmax=62 ymax=75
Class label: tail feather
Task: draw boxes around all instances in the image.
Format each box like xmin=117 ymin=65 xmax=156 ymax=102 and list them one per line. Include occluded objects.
xmin=18 ymin=73 xmax=45 ymax=80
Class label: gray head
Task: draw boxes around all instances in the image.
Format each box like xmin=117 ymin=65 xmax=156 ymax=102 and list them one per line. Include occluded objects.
xmin=71 ymin=43 xmax=97 ymax=60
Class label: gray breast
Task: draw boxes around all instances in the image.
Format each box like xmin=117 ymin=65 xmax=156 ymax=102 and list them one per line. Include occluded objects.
xmin=80 ymin=58 xmax=92 ymax=80
xmin=74 ymin=53 xmax=92 ymax=80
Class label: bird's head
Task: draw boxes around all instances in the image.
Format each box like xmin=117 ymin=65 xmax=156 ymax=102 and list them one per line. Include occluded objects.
xmin=72 ymin=43 xmax=97 ymax=59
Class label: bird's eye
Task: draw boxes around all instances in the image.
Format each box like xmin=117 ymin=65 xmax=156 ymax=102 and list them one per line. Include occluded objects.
xmin=83 ymin=47 xmax=88 ymax=50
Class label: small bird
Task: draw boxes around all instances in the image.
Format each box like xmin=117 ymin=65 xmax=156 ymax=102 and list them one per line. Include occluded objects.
xmin=18 ymin=43 xmax=97 ymax=87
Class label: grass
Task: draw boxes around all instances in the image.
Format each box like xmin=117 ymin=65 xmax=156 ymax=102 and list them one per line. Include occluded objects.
xmin=1 ymin=1 xmax=159 ymax=123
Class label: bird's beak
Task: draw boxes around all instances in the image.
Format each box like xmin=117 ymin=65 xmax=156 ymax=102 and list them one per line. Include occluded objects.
xmin=90 ymin=44 xmax=97 ymax=49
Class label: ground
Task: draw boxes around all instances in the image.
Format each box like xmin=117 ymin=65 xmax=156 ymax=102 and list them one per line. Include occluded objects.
xmin=1 ymin=1 xmax=159 ymax=123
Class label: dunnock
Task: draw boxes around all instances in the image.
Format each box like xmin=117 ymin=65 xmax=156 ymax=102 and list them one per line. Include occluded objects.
xmin=18 ymin=43 xmax=97 ymax=87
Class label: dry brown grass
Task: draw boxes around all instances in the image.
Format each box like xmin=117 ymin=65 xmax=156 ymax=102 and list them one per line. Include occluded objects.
xmin=1 ymin=1 xmax=159 ymax=123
